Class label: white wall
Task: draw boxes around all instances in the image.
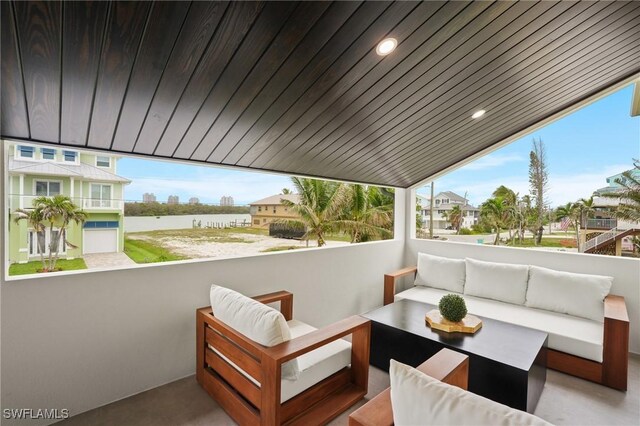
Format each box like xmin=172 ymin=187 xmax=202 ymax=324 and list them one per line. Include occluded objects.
xmin=405 ymin=238 xmax=640 ymax=354
xmin=0 ymin=240 xmax=405 ymax=424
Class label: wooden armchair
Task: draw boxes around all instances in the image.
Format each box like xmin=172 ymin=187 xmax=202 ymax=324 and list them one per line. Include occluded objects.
xmin=349 ymin=348 xmax=469 ymax=426
xmin=196 ymin=290 xmax=371 ymax=425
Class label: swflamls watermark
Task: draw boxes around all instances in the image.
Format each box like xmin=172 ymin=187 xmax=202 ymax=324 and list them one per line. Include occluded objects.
xmin=3 ymin=408 xmax=69 ymax=420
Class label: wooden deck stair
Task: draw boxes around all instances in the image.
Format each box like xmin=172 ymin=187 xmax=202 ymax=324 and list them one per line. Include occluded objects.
xmin=583 ymin=227 xmax=640 ymax=253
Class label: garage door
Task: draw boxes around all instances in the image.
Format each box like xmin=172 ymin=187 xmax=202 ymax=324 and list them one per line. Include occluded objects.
xmin=84 ymin=229 xmax=118 ymax=254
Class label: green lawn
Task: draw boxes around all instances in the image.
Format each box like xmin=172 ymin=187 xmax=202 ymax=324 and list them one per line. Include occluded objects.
xmin=505 ymin=237 xmax=577 ymax=248
xmin=127 ymin=227 xmax=352 ymax=243
xmin=9 ymin=258 xmax=87 ymax=276
xmin=260 ymin=245 xmax=304 ymax=253
xmin=124 ymin=238 xmax=187 ymax=263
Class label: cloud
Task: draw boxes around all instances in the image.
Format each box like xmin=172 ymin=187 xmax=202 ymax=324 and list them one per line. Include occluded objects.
xmin=458 ymin=153 xmax=525 ymax=171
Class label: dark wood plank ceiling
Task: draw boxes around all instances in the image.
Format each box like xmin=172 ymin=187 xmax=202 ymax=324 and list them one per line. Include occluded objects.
xmin=2 ymin=1 xmax=639 ymax=188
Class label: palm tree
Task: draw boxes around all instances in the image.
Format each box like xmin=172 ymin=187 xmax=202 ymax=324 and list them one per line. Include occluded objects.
xmin=443 ymin=205 xmax=463 ymax=234
xmin=492 ymin=186 xmax=518 ymax=242
xmin=555 ymin=202 xmax=581 ymax=251
xmin=280 ymin=177 xmax=349 ymax=247
xmin=480 ymin=197 xmax=512 ymax=245
xmin=578 ymin=196 xmax=596 ymax=234
xmin=13 ymin=205 xmax=47 ymax=270
xmin=15 ymin=195 xmax=87 ymax=271
xmin=602 ymin=160 xmax=640 ymax=223
xmin=337 ymin=185 xmax=393 ymax=243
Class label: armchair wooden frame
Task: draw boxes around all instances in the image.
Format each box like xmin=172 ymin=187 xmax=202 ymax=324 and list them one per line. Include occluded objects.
xmin=196 ymin=290 xmax=371 ymax=425
xmin=383 ymin=266 xmax=629 ymax=390
xmin=349 ymin=348 xmax=469 ymax=426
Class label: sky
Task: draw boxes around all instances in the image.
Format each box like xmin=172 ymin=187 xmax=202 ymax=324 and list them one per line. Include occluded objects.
xmin=118 ymin=84 xmax=640 ymax=206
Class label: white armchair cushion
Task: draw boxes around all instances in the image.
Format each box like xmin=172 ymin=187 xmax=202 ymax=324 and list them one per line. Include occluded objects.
xmin=389 ymin=360 xmax=552 ymax=426
xmin=526 ymin=266 xmax=612 ymax=323
xmin=209 ymin=285 xmax=299 ymax=380
xmin=415 ymin=252 xmax=466 ymax=293
xmin=464 ymin=258 xmax=529 ymax=305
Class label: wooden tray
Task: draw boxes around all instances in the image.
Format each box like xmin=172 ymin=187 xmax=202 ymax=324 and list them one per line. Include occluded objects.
xmin=425 ymin=309 xmax=482 ymax=334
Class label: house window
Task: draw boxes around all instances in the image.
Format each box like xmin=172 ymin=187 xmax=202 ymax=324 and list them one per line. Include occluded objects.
xmin=258 ymin=206 xmax=262 ymax=212
xmin=35 ymin=180 xmax=61 ymax=196
xmin=29 ymin=229 xmax=65 ymax=255
xmin=63 ymin=150 xmax=77 ymax=162
xmin=17 ymin=145 xmax=35 ymax=159
xmin=41 ymin=148 xmax=56 ymax=160
xmin=273 ymin=207 xmax=276 ymax=213
xmin=96 ymin=156 xmax=111 ymax=167
xmin=91 ymin=183 xmax=112 ymax=207
xmin=253 ymin=219 xmax=260 ymax=225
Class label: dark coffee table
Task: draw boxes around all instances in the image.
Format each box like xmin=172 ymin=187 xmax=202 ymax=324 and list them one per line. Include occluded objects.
xmin=362 ymin=299 xmax=547 ymax=413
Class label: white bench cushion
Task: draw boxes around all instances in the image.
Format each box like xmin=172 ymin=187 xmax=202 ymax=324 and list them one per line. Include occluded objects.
xmin=396 ymin=287 xmax=604 ymax=362
xmin=390 ymin=359 xmax=552 ymax=426
xmin=210 ymin=285 xmax=299 ymax=379
xmin=526 ymin=266 xmax=612 ymax=323
xmin=464 ymin=258 xmax=529 ymax=305
xmin=209 ymin=319 xmax=351 ymax=403
xmin=415 ymin=252 xmax=466 ymax=293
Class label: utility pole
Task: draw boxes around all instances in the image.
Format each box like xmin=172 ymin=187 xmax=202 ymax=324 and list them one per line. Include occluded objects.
xmin=429 ymin=182 xmax=434 ymax=239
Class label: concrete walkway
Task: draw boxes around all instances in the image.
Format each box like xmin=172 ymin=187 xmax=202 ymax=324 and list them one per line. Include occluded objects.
xmin=83 ymin=252 xmax=136 ymax=269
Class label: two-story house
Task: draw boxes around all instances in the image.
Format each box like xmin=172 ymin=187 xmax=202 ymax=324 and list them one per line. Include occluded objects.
xmin=7 ymin=143 xmax=130 ymax=264
xmin=418 ymin=191 xmax=480 ymax=230
xmin=249 ymin=194 xmax=300 ymax=226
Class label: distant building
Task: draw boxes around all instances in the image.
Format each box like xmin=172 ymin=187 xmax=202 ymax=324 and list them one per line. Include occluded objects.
xmin=418 ymin=191 xmax=479 ymax=230
xmin=189 ymin=197 xmax=200 ymax=205
xmin=593 ymin=168 xmax=640 ymax=196
xmin=220 ymin=195 xmax=234 ymax=206
xmin=249 ymin=194 xmax=300 ymax=226
xmin=143 ymin=192 xmax=156 ymax=202
xmin=167 ymin=195 xmax=179 ymax=205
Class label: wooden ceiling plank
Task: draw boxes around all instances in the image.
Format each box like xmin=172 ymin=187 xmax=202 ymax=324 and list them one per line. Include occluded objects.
xmin=372 ymin=46 xmax=640 ymax=185
xmin=304 ymin=1 xmax=562 ymax=176
xmin=276 ymin=1 xmax=515 ymax=173
xmin=169 ymin=1 xmax=299 ymax=159
xmin=1 ymin=1 xmax=30 ymax=139
xmin=229 ymin=1 xmax=391 ymax=167
xmin=216 ymin=1 xmax=363 ymax=165
xmin=86 ymin=1 xmax=151 ymax=149
xmin=200 ymin=1 xmax=333 ymax=162
xmin=14 ymin=0 xmax=61 ymax=143
xmin=120 ymin=1 xmax=232 ymax=153
xmin=108 ymin=1 xmax=191 ymax=151
xmin=60 ymin=1 xmax=108 ymax=146
xmin=344 ymin=2 xmax=634 ymax=179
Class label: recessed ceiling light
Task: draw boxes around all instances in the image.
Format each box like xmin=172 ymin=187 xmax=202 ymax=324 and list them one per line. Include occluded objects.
xmin=376 ymin=38 xmax=397 ymax=56
xmin=471 ymin=109 xmax=486 ymax=119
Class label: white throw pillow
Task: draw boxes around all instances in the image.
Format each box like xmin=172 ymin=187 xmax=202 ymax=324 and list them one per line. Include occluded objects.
xmin=210 ymin=285 xmax=299 ymax=380
xmin=526 ymin=266 xmax=612 ymax=323
xmin=464 ymin=258 xmax=529 ymax=305
xmin=389 ymin=359 xmax=552 ymax=426
xmin=415 ymin=252 xmax=466 ymax=293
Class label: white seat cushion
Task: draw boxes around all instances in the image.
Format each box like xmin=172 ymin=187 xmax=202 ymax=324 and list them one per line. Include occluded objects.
xmin=415 ymin=252 xmax=466 ymax=293
xmin=210 ymin=285 xmax=299 ymax=379
xmin=396 ymin=287 xmax=604 ymax=362
xmin=209 ymin=319 xmax=351 ymax=402
xmin=464 ymin=258 xmax=529 ymax=305
xmin=390 ymin=360 xmax=552 ymax=426
xmin=526 ymin=266 xmax=612 ymax=323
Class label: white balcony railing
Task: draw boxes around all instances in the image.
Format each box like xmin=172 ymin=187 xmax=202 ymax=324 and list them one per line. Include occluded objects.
xmin=11 ymin=195 xmax=122 ymax=211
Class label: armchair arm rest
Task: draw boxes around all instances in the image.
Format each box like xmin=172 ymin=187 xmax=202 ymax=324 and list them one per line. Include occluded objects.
xmin=253 ymin=290 xmax=293 ymax=321
xmin=265 ymin=315 xmax=370 ymax=363
xmin=604 ymin=294 xmax=629 ymax=322
xmin=416 ymin=348 xmax=469 ymax=390
xmin=384 ymin=266 xmax=417 ymax=305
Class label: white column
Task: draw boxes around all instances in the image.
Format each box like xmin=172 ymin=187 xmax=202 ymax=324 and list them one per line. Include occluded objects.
xmin=19 ymin=174 xmax=24 ymax=209
xmin=70 ymin=177 xmax=75 ymax=203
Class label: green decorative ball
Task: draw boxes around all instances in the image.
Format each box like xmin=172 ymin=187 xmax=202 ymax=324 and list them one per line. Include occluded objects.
xmin=439 ymin=294 xmax=468 ymax=323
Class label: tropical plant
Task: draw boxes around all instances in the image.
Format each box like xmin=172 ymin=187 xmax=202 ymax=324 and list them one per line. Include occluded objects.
xmin=578 ymin=196 xmax=596 ymax=232
xmin=492 ymin=185 xmax=518 ymax=243
xmin=555 ymin=202 xmax=581 ymax=251
xmin=336 ymin=184 xmax=393 ymax=243
xmin=529 ymin=138 xmax=549 ymax=244
xmin=281 ymin=188 xmax=292 ymax=195
xmin=602 ymin=160 xmax=640 ymax=223
xmin=443 ymin=205 xmax=463 ymax=234
xmin=14 ymin=195 xmax=87 ymax=272
xmin=480 ymin=196 xmax=513 ymax=245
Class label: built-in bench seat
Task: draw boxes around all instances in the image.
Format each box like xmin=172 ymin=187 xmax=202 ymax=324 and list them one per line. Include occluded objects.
xmin=384 ymin=253 xmax=629 ymax=390
xmin=396 ymin=286 xmax=604 ymax=363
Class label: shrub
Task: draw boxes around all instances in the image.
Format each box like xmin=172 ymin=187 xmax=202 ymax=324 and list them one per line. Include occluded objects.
xmin=439 ymin=294 xmax=468 ymax=322
xmin=458 ymin=227 xmax=473 ymax=235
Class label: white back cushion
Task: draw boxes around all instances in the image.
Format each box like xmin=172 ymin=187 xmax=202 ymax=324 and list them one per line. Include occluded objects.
xmin=526 ymin=266 xmax=612 ymax=323
xmin=389 ymin=359 xmax=552 ymax=426
xmin=464 ymin=258 xmax=529 ymax=305
xmin=210 ymin=285 xmax=299 ymax=380
xmin=415 ymin=252 xmax=466 ymax=293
